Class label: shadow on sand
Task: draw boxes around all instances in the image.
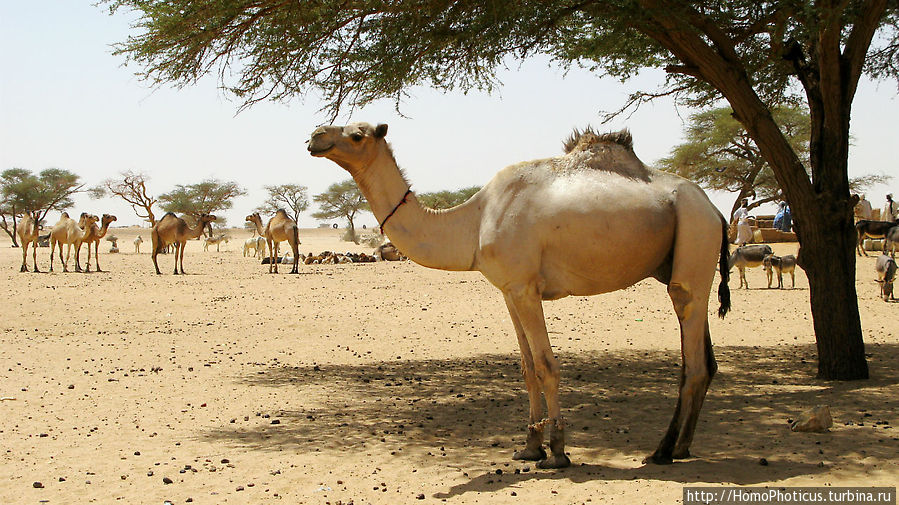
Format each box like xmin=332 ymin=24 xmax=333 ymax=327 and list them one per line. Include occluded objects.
xmin=201 ymin=343 xmax=899 ymax=496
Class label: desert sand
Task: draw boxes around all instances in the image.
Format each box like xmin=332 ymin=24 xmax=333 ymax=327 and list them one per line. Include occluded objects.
xmin=1 ymin=226 xmax=897 ymax=504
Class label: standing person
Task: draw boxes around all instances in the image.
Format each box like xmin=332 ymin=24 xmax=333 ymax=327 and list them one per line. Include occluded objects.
xmin=733 ymin=198 xmax=752 ymax=246
xmin=781 ymin=204 xmax=792 ymax=232
xmin=884 ymin=193 xmax=898 ymax=222
xmin=774 ymin=201 xmax=786 ymax=230
xmin=855 ymin=194 xmax=873 ymax=221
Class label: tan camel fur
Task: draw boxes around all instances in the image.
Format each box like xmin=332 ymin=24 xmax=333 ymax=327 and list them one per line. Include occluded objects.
xmin=309 ymin=122 xmax=731 ymax=468
xmin=151 ymin=213 xmax=217 ymax=275
xmin=49 ymin=212 xmax=98 ymax=272
xmin=245 ymin=210 xmax=301 ymax=274
xmin=80 ymin=213 xmax=117 ymax=272
xmin=17 ymin=211 xmax=41 ymax=272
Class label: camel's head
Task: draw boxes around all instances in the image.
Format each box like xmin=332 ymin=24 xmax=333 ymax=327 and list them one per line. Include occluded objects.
xmin=83 ymin=214 xmax=99 ymax=228
xmin=245 ymin=212 xmax=261 ymax=225
xmin=102 ymin=214 xmax=117 ymax=226
xmin=199 ymin=214 xmax=218 ymax=226
xmin=308 ymin=122 xmax=389 ymax=173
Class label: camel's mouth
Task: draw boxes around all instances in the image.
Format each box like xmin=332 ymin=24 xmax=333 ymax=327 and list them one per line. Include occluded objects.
xmin=308 ymin=144 xmax=334 ymax=156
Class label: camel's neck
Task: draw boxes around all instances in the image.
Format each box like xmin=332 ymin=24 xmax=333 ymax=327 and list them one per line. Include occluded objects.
xmin=252 ymin=219 xmax=265 ymax=237
xmin=187 ymin=221 xmax=207 ymax=240
xmin=354 ymin=145 xmax=481 ymax=271
xmin=98 ymin=222 xmax=111 ymax=239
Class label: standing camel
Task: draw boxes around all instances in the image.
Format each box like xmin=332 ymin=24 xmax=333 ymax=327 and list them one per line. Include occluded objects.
xmin=79 ymin=213 xmax=117 ymax=272
xmin=17 ymin=211 xmax=41 ymax=272
xmin=245 ymin=210 xmax=300 ymax=274
xmin=309 ymin=123 xmax=730 ymax=468
xmin=151 ymin=213 xmax=217 ymax=275
xmin=49 ymin=212 xmax=98 ymax=272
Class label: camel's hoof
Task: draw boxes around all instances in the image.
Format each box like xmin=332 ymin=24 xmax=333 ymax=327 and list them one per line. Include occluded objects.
xmin=643 ymin=451 xmax=673 ymax=465
xmin=536 ymin=453 xmax=571 ymax=469
xmin=672 ymin=449 xmax=691 ymax=460
xmin=512 ymin=446 xmax=546 ymax=461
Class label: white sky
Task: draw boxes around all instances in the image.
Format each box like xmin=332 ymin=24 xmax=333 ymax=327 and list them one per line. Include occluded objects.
xmin=2 ymin=1 xmax=898 ymax=229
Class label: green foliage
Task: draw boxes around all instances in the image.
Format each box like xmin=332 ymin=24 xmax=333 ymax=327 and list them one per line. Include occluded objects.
xmin=658 ymin=106 xmax=810 ymax=217
xmin=0 ymin=167 xmax=83 ymax=245
xmin=417 ymin=186 xmax=481 ymax=210
xmin=159 ymin=178 xmax=246 ymax=226
xmin=255 ymin=183 xmax=309 ymax=224
xmin=103 ymin=1 xmax=898 ymax=117
xmin=311 ymin=179 xmax=368 ymax=242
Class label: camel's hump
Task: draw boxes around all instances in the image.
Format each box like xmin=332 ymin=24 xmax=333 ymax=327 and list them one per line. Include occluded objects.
xmin=563 ymin=127 xmax=633 ymax=154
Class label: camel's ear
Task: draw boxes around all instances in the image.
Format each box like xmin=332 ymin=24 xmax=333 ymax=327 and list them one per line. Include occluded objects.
xmin=374 ymin=123 xmax=388 ymax=139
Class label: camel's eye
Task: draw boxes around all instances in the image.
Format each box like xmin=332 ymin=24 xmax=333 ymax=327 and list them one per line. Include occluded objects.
xmin=351 ymin=132 xmax=363 ymax=142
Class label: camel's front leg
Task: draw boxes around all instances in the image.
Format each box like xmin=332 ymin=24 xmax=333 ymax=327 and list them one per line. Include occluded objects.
xmin=31 ymin=241 xmax=40 ymax=272
xmin=503 ymin=295 xmax=547 ymax=462
xmin=20 ymin=242 xmax=29 ymax=272
xmin=506 ymin=283 xmax=570 ymax=469
xmin=95 ymin=243 xmax=103 ymax=272
xmin=85 ymin=243 xmax=93 ymax=272
xmin=172 ymin=243 xmax=180 ymax=274
xmin=178 ymin=241 xmax=187 ymax=274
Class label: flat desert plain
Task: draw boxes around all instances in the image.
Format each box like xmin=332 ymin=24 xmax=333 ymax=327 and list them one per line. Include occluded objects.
xmin=1 ymin=226 xmax=897 ymax=505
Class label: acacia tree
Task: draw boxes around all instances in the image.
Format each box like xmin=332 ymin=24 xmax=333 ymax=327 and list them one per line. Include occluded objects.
xmin=105 ymin=1 xmax=899 ymax=380
xmin=311 ymin=179 xmax=368 ymax=242
xmin=1 ymin=168 xmax=83 ymax=246
xmin=97 ymin=171 xmax=158 ymax=226
xmin=418 ymin=186 xmax=482 ymax=210
xmin=659 ymin=106 xmax=890 ymax=219
xmin=255 ymin=183 xmax=309 ymax=224
xmin=159 ymin=179 xmax=246 ymax=234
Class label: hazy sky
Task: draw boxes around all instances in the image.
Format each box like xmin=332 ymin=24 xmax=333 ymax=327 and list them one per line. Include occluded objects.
xmin=2 ymin=2 xmax=898 ymax=229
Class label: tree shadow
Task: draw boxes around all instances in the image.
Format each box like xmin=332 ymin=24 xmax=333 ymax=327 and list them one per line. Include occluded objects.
xmin=200 ymin=344 xmax=899 ymax=495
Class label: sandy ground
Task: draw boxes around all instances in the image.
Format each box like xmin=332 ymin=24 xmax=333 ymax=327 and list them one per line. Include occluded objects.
xmin=1 ymin=226 xmax=897 ymax=504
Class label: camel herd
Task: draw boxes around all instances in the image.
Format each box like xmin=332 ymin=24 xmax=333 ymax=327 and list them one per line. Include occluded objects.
xmin=15 ymin=208 xmax=406 ymax=276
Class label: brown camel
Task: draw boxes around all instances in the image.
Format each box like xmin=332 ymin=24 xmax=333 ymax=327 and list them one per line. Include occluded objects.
xmin=309 ymin=123 xmax=730 ymax=468
xmin=245 ymin=210 xmax=301 ymax=274
xmin=151 ymin=213 xmax=217 ymax=275
xmin=79 ymin=213 xmax=117 ymax=272
xmin=49 ymin=212 xmax=98 ymax=272
xmin=17 ymin=211 xmax=41 ymax=272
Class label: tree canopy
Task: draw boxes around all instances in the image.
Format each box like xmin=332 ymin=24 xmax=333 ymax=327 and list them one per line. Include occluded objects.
xmin=658 ymin=106 xmax=891 ymax=219
xmin=417 ymin=186 xmax=482 ymax=210
xmin=1 ymin=168 xmax=83 ymax=246
xmin=159 ymin=178 xmax=246 ymax=229
xmin=106 ymin=1 xmax=899 ymax=379
xmin=255 ymin=183 xmax=309 ymax=225
xmin=311 ymin=179 xmax=368 ymax=242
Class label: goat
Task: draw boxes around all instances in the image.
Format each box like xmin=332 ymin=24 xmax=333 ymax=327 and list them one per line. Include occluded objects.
xmin=883 ymin=225 xmax=899 ymax=259
xmin=856 ymin=220 xmax=898 ymax=256
xmin=133 ymin=235 xmax=143 ymax=254
xmin=243 ymin=237 xmax=266 ymax=257
xmin=203 ymin=233 xmax=229 ymax=252
xmin=728 ymin=244 xmax=773 ymax=289
xmin=875 ymin=254 xmax=897 ymax=301
xmin=763 ymin=254 xmax=797 ymax=289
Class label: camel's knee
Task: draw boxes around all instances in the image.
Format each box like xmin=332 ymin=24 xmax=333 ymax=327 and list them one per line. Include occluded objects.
xmin=668 ymin=282 xmax=694 ymax=321
xmin=533 ymin=353 xmax=560 ymax=386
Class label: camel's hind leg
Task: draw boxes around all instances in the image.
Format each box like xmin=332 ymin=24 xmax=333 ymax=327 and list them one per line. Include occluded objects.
xmin=648 ymin=193 xmax=720 ymax=465
xmin=503 ymin=294 xmax=547 ymax=462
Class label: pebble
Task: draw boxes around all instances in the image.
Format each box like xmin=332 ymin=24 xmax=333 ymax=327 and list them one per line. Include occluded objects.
xmin=163 ymin=477 xmax=173 ymax=484
xmin=416 ymin=493 xmax=425 ymax=500
xmin=33 ymin=482 xmax=43 ymax=488
xmin=759 ymin=458 xmax=769 ymax=466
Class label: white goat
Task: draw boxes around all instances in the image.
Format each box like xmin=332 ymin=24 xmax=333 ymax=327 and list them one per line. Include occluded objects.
xmin=133 ymin=235 xmax=143 ymax=254
xmin=244 ymin=236 xmax=266 ymax=258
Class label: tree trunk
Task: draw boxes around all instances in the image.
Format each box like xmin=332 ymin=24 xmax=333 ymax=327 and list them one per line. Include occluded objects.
xmin=795 ymin=207 xmax=869 ymax=379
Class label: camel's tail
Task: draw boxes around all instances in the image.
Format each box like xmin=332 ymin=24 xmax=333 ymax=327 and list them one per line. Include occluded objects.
xmin=717 ymin=218 xmax=731 ymax=318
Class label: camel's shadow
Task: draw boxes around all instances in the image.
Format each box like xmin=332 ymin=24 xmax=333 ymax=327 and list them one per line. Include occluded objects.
xmin=201 ymin=344 xmax=899 ymax=491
